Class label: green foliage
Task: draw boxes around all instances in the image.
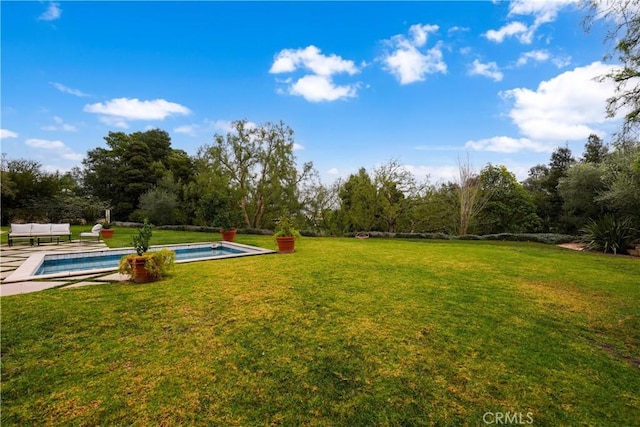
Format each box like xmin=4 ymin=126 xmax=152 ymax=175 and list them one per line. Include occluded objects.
xmin=598 ymin=141 xmax=640 ymax=220
xmin=198 ymin=119 xmax=314 ymax=229
xmin=585 ymin=0 xmax=640 ymax=137
xmin=82 ymin=129 xmax=194 ymax=221
xmin=273 ymin=215 xmax=301 ymax=238
xmin=478 ymin=164 xmax=540 ymax=234
xmin=581 ymin=215 xmax=638 ymax=254
xmin=138 ymin=188 xmax=180 ymax=226
xmin=582 ymin=134 xmax=609 ymax=163
xmin=118 ymin=248 xmax=176 ymax=281
xmin=557 ymin=162 xmax=608 ymax=229
xmin=200 ymin=190 xmax=244 ymax=230
xmin=524 ymin=146 xmax=576 ymax=233
xmin=0 ymin=156 xmax=100 ymax=225
xmin=131 ymin=219 xmax=153 ymax=256
xmin=339 ymin=168 xmax=379 ymax=232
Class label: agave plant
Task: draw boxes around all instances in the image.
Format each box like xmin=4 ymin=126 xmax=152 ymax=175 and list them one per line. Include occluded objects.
xmin=581 ymin=215 xmax=638 ymax=255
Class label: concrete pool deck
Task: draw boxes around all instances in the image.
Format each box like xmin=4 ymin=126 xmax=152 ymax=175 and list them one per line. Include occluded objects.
xmin=0 ymin=240 xmax=128 ymax=297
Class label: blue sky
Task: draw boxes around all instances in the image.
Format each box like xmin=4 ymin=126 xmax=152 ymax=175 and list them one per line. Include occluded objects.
xmin=0 ymin=1 xmax=621 ymax=184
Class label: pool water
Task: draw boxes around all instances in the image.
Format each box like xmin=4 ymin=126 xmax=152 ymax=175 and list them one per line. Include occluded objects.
xmin=35 ymin=243 xmax=257 ymax=276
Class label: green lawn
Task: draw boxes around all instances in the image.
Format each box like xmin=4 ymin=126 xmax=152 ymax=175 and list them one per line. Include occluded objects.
xmin=1 ymin=235 xmax=639 ymax=425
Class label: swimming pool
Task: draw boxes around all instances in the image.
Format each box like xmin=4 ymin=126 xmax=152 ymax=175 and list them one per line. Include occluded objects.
xmin=5 ymin=242 xmax=275 ymax=282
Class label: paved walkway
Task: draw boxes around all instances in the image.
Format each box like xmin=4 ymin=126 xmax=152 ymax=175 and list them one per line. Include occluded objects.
xmin=1 ymin=240 xmax=128 ymax=297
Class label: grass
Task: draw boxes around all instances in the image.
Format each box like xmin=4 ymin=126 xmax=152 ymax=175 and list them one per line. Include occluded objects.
xmin=1 ymin=233 xmax=639 ymax=425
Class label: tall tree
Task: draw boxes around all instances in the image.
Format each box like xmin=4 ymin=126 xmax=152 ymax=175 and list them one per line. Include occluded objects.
xmin=557 ymin=162 xmax=608 ymax=229
xmin=456 ymin=156 xmax=491 ymax=235
xmin=198 ymin=120 xmax=313 ymax=229
xmin=338 ymin=168 xmax=379 ymax=232
xmin=582 ymin=134 xmax=609 ymax=163
xmin=598 ymin=140 xmax=640 ymax=219
xmin=524 ymin=146 xmax=575 ymax=232
xmin=82 ymin=129 xmax=189 ymax=221
xmin=477 ymin=164 xmax=540 ymax=234
xmin=585 ymin=0 xmax=640 ymax=137
xmin=374 ymin=159 xmax=424 ymax=233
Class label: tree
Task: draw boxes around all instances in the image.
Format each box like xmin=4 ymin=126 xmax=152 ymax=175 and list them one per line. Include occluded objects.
xmin=585 ymin=0 xmax=640 ymax=137
xmin=582 ymin=134 xmax=609 ymax=163
xmin=598 ymin=140 xmax=640 ymax=220
xmin=82 ymin=129 xmax=192 ymax=221
xmin=338 ymin=168 xmax=379 ymax=232
xmin=409 ymin=183 xmax=458 ymax=234
xmin=557 ymin=162 xmax=608 ymax=229
xmin=477 ymin=164 xmax=540 ymax=234
xmin=298 ymin=171 xmax=341 ymax=234
xmin=523 ymin=146 xmax=576 ymax=233
xmin=197 ymin=120 xmax=313 ymax=229
xmin=374 ymin=159 xmax=424 ymax=233
xmin=456 ymin=156 xmax=491 ymax=235
xmin=1 ymin=156 xmax=88 ymax=224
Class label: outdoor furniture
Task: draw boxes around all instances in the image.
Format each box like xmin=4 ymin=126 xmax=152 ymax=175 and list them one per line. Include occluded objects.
xmin=80 ymin=224 xmax=102 ymax=242
xmin=8 ymin=223 xmax=72 ymax=246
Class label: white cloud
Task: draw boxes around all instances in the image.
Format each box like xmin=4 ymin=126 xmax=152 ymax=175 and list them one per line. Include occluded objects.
xmin=25 ymin=138 xmax=65 ymax=149
xmin=25 ymin=138 xmax=84 ymax=161
xmin=174 ymin=125 xmax=198 ymax=136
xmin=50 ymin=82 xmax=89 ymax=97
xmin=552 ymin=55 xmax=572 ymax=68
xmin=467 ymin=61 xmax=620 ymax=155
xmin=327 ymin=168 xmax=339 ymax=175
xmin=293 ymin=143 xmax=304 ymax=151
xmin=97 ymin=116 xmax=129 ymax=129
xmin=515 ymin=50 xmax=571 ymax=68
xmin=209 ymin=119 xmax=257 ymax=134
xmin=0 ymin=129 xmax=18 ymax=139
xmin=270 ymin=45 xmax=358 ymax=76
xmin=469 ymin=59 xmax=503 ymax=82
xmin=409 ymin=24 xmax=439 ymax=47
xmin=485 ymin=21 xmax=530 ymax=44
xmin=486 ymin=0 xmax=578 ymax=44
xmin=515 ymin=50 xmax=550 ymax=66
xmin=289 ymin=75 xmax=358 ymax=102
xmin=84 ymin=98 xmax=191 ymax=126
xmin=401 ymin=164 xmax=457 ymax=184
xmin=38 ymin=2 xmax=62 ymax=21
xmin=382 ymin=24 xmax=447 ymax=85
xmin=448 ymin=26 xmax=470 ymax=35
xmin=270 ymin=45 xmax=361 ymax=102
xmin=42 ymin=116 xmax=77 ymax=132
xmin=465 ymin=136 xmax=554 ymax=153
xmin=502 ymin=61 xmax=618 ymax=141
xmin=508 ymin=0 xmax=578 ymax=25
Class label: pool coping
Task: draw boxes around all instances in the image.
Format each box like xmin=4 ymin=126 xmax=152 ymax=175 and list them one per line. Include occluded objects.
xmin=4 ymin=241 xmax=275 ymax=283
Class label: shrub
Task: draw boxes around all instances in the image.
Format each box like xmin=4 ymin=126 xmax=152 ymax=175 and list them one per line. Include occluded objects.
xmin=581 ymin=215 xmax=638 ymax=254
xmin=423 ymin=233 xmax=452 ymax=240
xmin=118 ymin=248 xmax=176 ymax=281
xmin=132 ymin=219 xmax=153 ymax=256
xmin=457 ymin=234 xmax=482 ymax=240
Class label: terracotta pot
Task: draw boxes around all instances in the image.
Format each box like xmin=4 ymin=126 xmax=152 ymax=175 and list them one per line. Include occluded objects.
xmin=129 ymin=256 xmax=152 ymax=283
xmin=101 ymin=229 xmax=115 ymax=239
xmin=220 ymin=228 xmax=237 ymax=242
xmin=276 ymin=236 xmax=296 ymax=253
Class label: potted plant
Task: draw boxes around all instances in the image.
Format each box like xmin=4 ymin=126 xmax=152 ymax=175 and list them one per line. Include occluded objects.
xmin=118 ymin=219 xmax=175 ymax=283
xmin=101 ymin=222 xmax=115 ymax=239
xmin=201 ymin=191 xmax=244 ymax=242
xmin=273 ymin=215 xmax=301 ymax=253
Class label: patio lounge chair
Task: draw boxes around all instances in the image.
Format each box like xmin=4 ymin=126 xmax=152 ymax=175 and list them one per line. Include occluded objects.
xmin=80 ymin=224 xmax=102 ymax=242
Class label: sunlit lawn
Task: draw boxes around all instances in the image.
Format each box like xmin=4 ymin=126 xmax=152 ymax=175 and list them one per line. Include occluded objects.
xmin=1 ymin=233 xmax=639 ymax=425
